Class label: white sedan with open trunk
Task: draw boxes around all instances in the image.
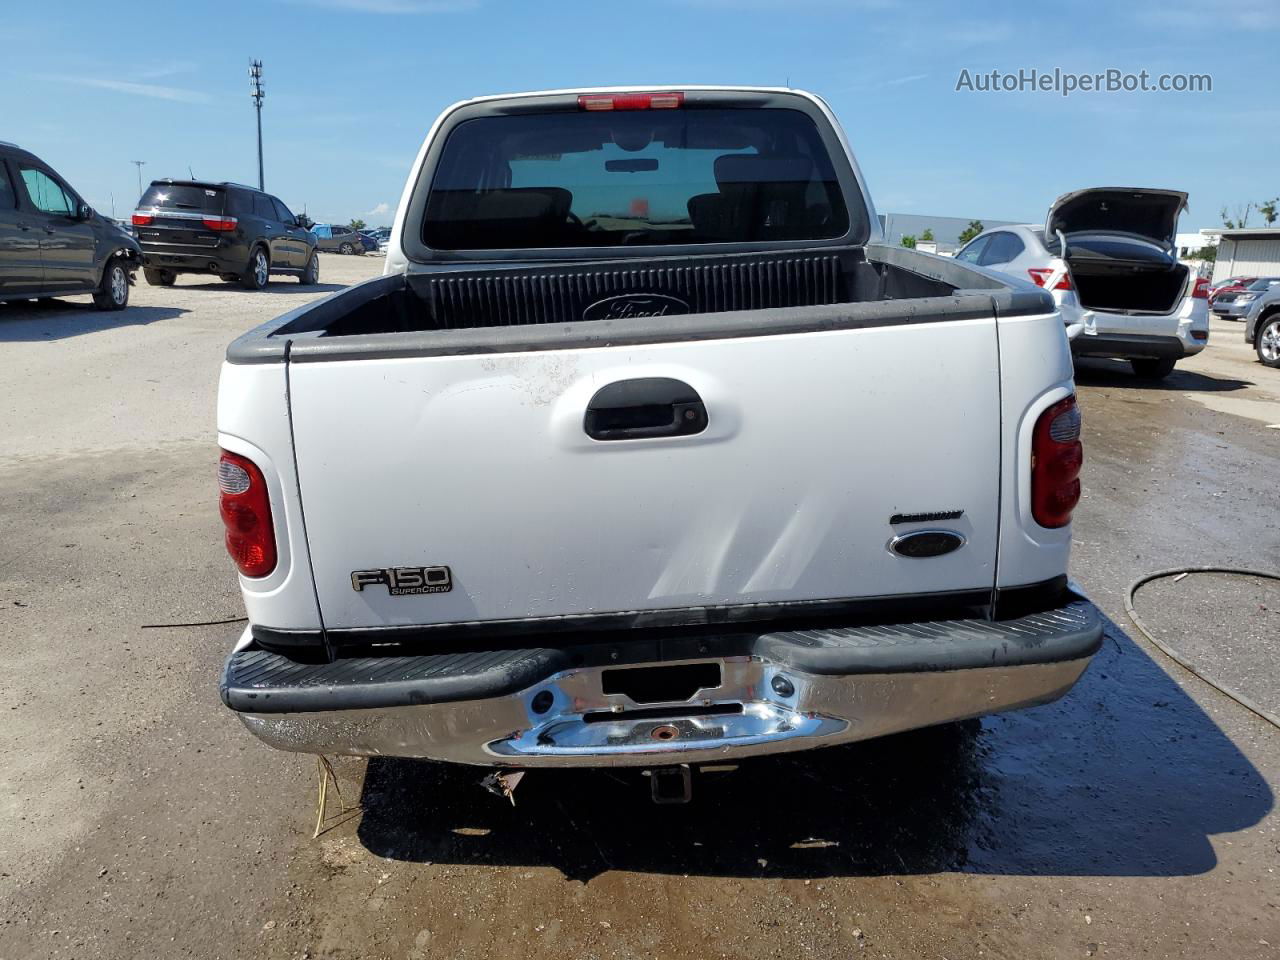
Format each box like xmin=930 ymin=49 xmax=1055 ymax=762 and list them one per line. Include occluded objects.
xmin=956 ymin=189 xmax=1209 ymax=379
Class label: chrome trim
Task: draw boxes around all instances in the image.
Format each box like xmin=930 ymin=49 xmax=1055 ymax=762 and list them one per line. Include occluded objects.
xmin=238 ymin=655 xmax=1092 ymax=768
xmin=133 ymin=208 xmax=235 ymax=224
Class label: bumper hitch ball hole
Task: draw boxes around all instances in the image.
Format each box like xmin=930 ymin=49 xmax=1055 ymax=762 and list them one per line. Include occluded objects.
xmin=651 ymin=724 xmax=680 ymax=742
xmin=601 ymin=662 xmax=721 ymax=704
xmin=530 ymin=690 xmax=554 ymax=715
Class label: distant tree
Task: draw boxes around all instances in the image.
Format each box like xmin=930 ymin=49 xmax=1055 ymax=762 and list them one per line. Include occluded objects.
xmin=295 ymin=212 xmax=314 ymax=229
xmin=920 ymin=228 xmax=935 ymax=242
xmin=349 ymin=218 xmax=367 ymax=232
xmin=900 ymin=235 xmax=917 ymax=248
xmin=958 ymin=220 xmax=984 ymax=245
xmin=1260 ymin=198 xmax=1279 ymax=226
xmin=1190 ymin=245 xmax=1217 ymax=262
xmin=1220 ymin=203 xmax=1253 ymax=229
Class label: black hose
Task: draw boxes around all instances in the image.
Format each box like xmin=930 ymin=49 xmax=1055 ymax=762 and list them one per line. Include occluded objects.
xmin=140 ymin=616 xmax=248 ymax=629
xmin=1124 ymin=566 xmax=1280 ymax=729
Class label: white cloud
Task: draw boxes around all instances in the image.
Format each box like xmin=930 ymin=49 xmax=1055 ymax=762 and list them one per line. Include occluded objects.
xmin=136 ymin=61 xmax=199 ymax=80
xmin=279 ymin=0 xmax=477 ymax=12
xmin=882 ymin=73 xmax=928 ymax=87
xmin=44 ymin=74 xmax=210 ymax=103
xmin=367 ymin=202 xmax=392 ymax=217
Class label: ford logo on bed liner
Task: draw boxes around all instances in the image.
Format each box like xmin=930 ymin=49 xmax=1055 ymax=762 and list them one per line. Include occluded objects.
xmin=583 ymin=294 xmax=691 ymax=322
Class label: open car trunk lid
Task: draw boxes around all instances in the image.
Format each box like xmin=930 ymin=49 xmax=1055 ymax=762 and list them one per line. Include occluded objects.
xmin=1044 ymin=187 xmax=1190 ymax=315
xmin=287 ymin=309 xmax=1003 ymax=633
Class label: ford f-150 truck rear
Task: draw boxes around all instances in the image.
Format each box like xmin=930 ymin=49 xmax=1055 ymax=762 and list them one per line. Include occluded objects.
xmin=217 ymin=87 xmax=1102 ymax=770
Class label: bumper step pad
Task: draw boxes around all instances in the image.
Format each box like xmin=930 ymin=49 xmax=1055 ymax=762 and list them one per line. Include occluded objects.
xmin=222 ymin=599 xmax=1101 ymax=715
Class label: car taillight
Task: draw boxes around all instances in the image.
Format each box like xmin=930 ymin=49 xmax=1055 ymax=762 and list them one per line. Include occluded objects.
xmin=578 ymin=92 xmax=684 ymax=111
xmin=1031 ymin=395 xmax=1083 ymax=529
xmin=1191 ymin=277 xmax=1210 ymax=299
xmin=131 ymin=212 xmax=153 ymax=226
xmin=1027 ymin=267 xmax=1072 ymax=291
xmin=202 ymin=215 xmax=238 ymax=232
xmin=218 ymin=450 xmax=276 ymax=578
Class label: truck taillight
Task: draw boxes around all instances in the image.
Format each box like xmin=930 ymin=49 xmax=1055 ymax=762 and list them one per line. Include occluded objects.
xmin=1031 ymin=395 xmax=1083 ymax=529
xmin=218 ymin=450 xmax=276 ymax=578
xmin=1191 ymin=277 xmax=1210 ymax=299
xmin=578 ymin=92 xmax=684 ymax=111
xmin=131 ymin=212 xmax=153 ymax=226
xmin=202 ymin=215 xmax=239 ymax=232
xmin=1027 ymin=267 xmax=1072 ymax=291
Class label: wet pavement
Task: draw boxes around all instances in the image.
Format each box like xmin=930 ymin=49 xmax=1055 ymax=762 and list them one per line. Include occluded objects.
xmin=1 ymin=265 xmax=1277 ymax=959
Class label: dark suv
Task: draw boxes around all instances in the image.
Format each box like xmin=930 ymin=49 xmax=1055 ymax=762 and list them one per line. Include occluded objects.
xmin=133 ymin=180 xmax=319 ymax=289
xmin=0 ymin=141 xmax=141 ymax=310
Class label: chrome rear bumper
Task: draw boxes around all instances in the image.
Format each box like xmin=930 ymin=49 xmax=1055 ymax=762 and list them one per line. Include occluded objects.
xmin=225 ymin=597 xmax=1102 ymax=768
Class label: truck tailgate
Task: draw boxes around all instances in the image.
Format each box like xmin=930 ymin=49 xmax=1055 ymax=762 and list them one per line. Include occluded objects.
xmin=288 ymin=318 xmax=1001 ymax=631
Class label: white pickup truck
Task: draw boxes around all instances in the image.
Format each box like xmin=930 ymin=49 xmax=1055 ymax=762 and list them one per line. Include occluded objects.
xmin=217 ymin=87 xmax=1103 ymax=782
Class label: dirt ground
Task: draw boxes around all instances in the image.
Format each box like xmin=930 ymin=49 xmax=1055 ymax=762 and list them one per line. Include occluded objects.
xmin=1 ymin=255 xmax=1276 ymax=960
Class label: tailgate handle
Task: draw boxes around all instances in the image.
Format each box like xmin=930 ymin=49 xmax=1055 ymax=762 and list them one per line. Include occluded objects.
xmin=584 ymin=377 xmax=707 ymax=441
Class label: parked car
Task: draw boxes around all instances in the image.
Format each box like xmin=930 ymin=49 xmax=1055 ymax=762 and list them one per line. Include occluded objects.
xmin=0 ymin=141 xmax=140 ymax=310
xmin=310 ymin=223 xmax=365 ymax=255
xmin=956 ymin=191 xmax=1210 ymax=380
xmin=1208 ymin=275 xmax=1256 ymax=307
xmin=1212 ymin=276 xmax=1279 ymax=320
xmin=133 ymin=180 xmax=319 ymax=289
xmin=1235 ymin=278 xmax=1280 ymax=367
xmin=217 ymin=86 xmax=1103 ymax=787
xmin=356 ymin=231 xmax=379 ymax=253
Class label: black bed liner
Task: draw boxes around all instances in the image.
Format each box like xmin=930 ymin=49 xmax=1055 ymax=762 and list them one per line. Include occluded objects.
xmin=226 ymin=244 xmax=1052 ymax=364
xmin=221 ymin=596 xmax=1101 ymax=714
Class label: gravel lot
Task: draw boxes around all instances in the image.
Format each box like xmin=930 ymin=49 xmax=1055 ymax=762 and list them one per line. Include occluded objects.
xmin=1 ymin=254 xmax=1276 ymax=960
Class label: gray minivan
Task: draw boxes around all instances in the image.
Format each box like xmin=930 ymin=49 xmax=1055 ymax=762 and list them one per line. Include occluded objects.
xmin=0 ymin=141 xmax=141 ymax=310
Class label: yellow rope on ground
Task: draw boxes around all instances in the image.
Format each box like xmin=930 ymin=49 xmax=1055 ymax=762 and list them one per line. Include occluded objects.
xmin=312 ymin=755 xmax=349 ymax=838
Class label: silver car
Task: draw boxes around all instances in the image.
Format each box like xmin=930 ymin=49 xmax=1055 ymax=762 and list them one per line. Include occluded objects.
xmin=1214 ymin=276 xmax=1280 ymax=320
xmin=955 ymin=188 xmax=1209 ymax=379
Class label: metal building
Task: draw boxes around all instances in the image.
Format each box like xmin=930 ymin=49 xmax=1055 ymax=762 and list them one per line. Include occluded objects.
xmin=1209 ymin=228 xmax=1280 ymax=283
xmin=877 ymin=212 xmax=1015 ymax=255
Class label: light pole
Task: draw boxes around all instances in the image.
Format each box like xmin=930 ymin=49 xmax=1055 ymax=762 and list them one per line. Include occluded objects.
xmin=249 ymin=60 xmax=265 ymax=191
xmin=130 ymin=160 xmax=146 ymax=198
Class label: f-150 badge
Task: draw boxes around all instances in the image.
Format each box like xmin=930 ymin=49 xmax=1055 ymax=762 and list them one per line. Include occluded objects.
xmin=351 ymin=566 xmax=452 ymax=596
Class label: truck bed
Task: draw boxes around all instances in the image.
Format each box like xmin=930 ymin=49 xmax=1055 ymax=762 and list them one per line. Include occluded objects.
xmin=229 ymin=245 xmax=1049 ymax=363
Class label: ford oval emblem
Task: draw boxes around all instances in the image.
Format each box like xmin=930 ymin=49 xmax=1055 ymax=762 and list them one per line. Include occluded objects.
xmin=583 ymin=293 xmax=691 ymax=323
xmin=889 ymin=530 xmax=966 ymax=559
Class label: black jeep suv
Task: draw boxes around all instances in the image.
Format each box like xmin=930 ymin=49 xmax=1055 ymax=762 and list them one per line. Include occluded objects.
xmin=133 ymin=180 xmax=319 ymax=289
xmin=0 ymin=141 xmax=141 ymax=310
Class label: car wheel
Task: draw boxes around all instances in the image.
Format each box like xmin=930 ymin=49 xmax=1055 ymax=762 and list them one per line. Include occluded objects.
xmin=1130 ymin=358 xmax=1176 ymax=379
xmin=143 ymin=267 xmax=175 ymax=287
xmin=339 ymin=241 xmax=355 ymax=255
xmin=240 ymin=246 xmax=270 ymax=290
xmin=92 ymin=259 xmax=130 ymax=311
xmin=299 ymin=251 xmax=320 ymax=284
xmin=1257 ymin=317 xmax=1280 ymax=368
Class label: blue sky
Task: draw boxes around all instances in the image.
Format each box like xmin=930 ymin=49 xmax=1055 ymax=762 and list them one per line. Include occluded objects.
xmin=1 ymin=0 xmax=1275 ymax=230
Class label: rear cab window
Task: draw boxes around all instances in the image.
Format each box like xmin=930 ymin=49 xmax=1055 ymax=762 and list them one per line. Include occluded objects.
xmin=416 ymin=100 xmax=858 ymax=253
